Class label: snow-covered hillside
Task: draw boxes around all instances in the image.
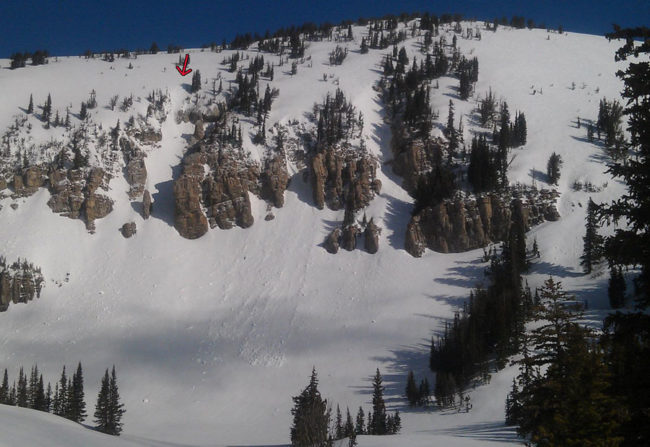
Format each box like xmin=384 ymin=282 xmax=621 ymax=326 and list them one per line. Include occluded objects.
xmin=0 ymin=21 xmax=632 ymax=446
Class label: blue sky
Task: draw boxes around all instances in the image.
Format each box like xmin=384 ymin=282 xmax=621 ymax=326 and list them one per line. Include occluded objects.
xmin=1 ymin=0 xmax=648 ymax=57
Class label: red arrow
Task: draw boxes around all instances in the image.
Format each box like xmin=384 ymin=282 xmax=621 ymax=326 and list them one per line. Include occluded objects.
xmin=176 ymin=54 xmax=192 ymax=76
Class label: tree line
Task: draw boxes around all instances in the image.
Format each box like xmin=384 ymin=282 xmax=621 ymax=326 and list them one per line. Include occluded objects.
xmin=290 ymin=368 xmax=400 ymax=447
xmin=0 ymin=363 xmax=126 ymax=436
xmin=506 ymin=25 xmax=650 ymax=446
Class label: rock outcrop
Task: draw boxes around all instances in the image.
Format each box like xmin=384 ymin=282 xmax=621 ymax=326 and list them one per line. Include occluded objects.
xmin=12 ymin=166 xmax=46 ymax=197
xmin=0 ymin=259 xmax=44 ymax=312
xmin=390 ymin=136 xmax=445 ymax=193
xmin=121 ymin=222 xmax=137 ymax=238
xmin=260 ymin=153 xmax=289 ymax=208
xmin=142 ymin=189 xmax=152 ymax=219
xmin=121 ymin=137 xmax=148 ymax=200
xmin=310 ymin=147 xmax=378 ymax=212
xmin=405 ymin=189 xmax=560 ymax=257
xmin=324 ymin=228 xmax=341 ymax=254
xmin=47 ymin=167 xmax=113 ymax=231
xmin=364 ymin=218 xmax=380 ymax=254
xmin=174 ymin=153 xmax=209 ymax=239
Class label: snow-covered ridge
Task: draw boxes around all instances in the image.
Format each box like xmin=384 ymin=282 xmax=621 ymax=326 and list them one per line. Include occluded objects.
xmin=0 ymin=21 xmax=632 ymax=446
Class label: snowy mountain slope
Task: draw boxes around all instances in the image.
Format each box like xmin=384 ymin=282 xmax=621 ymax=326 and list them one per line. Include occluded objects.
xmin=0 ymin=22 xmax=633 ymax=445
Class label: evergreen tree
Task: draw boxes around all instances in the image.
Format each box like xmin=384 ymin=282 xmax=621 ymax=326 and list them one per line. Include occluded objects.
xmin=191 ymin=70 xmax=202 ymax=93
xmin=608 ymin=267 xmax=626 ymax=309
xmin=43 ymin=94 xmax=52 ymax=124
xmin=150 ymin=42 xmax=159 ymax=54
xmin=360 ymin=38 xmax=369 ymax=54
xmin=34 ymin=375 xmax=46 ymax=411
xmin=581 ymin=199 xmax=603 ymax=273
xmin=108 ymin=366 xmax=125 ymax=435
xmin=405 ymin=371 xmax=418 ymax=406
xmin=600 ymin=26 xmax=650 ymax=307
xmin=354 ymin=406 xmax=365 ymax=435
xmin=45 ymin=382 xmax=52 ymax=413
xmin=335 ymin=404 xmax=343 ymax=439
xmin=344 ymin=407 xmax=354 ymax=438
xmin=80 ymin=102 xmax=87 ymax=120
xmin=54 ymin=366 xmax=68 ymax=417
xmin=94 ymin=369 xmax=110 ymax=432
xmin=418 ymin=378 xmax=430 ymax=406
xmin=27 ymin=94 xmax=34 ymax=114
xmin=67 ymin=362 xmax=86 ymax=422
xmin=290 ymin=368 xmax=329 ymax=446
xmin=0 ymin=368 xmax=8 ymax=404
xmin=8 ymin=381 xmax=16 ymax=406
xmin=17 ymin=367 xmax=28 ymax=407
xmin=370 ymin=369 xmax=387 ymax=435
xmin=546 ymin=152 xmax=562 ymax=185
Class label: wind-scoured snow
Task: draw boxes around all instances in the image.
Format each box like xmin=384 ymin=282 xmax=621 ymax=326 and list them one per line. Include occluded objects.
xmin=0 ymin=22 xmax=633 ymax=446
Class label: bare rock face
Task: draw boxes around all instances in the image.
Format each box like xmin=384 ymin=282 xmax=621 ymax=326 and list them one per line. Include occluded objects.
xmin=0 ymin=259 xmax=44 ymax=312
xmin=194 ymin=120 xmax=205 ymax=140
xmin=364 ymin=218 xmax=380 ymax=254
xmin=120 ymin=222 xmax=137 ymax=238
xmin=405 ymin=215 xmax=426 ymax=257
xmin=202 ymin=150 xmax=256 ymax=230
xmin=311 ymin=152 xmax=328 ymax=209
xmin=372 ymin=179 xmax=382 ymax=194
xmin=260 ymin=154 xmax=289 ymax=208
xmin=142 ymin=189 xmax=152 ymax=219
xmin=174 ymin=160 xmax=209 ymax=239
xmin=46 ymin=167 xmax=113 ymax=230
xmin=390 ymin=137 xmax=444 ymax=193
xmin=310 ymin=147 xmax=378 ymax=212
xmin=341 ymin=225 xmax=359 ymax=251
xmin=405 ymin=189 xmax=560 ymax=256
xmin=84 ymin=193 xmax=114 ymax=231
xmin=125 ymin=156 xmax=147 ymax=199
xmin=325 ymin=228 xmax=341 ymax=254
xmin=121 ymin=137 xmax=148 ymax=200
xmin=133 ymin=127 xmax=162 ymax=144
xmin=12 ymin=166 xmax=46 ymax=197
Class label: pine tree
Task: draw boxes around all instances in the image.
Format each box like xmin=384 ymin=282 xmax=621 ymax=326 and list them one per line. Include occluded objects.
xmin=335 ymin=404 xmax=343 ymax=439
xmin=17 ymin=367 xmax=28 ymax=407
xmin=600 ymin=26 xmax=650 ymax=307
xmin=45 ymin=382 xmax=52 ymax=412
xmin=354 ymin=406 xmax=365 ymax=435
xmin=191 ymin=70 xmax=202 ymax=93
xmin=405 ymin=371 xmax=418 ymax=406
xmin=94 ymin=369 xmax=110 ymax=432
xmin=418 ymin=378 xmax=430 ymax=406
xmin=0 ymin=368 xmax=8 ymax=404
xmin=68 ymin=362 xmax=86 ymax=422
xmin=608 ymin=266 xmax=626 ymax=309
xmin=370 ymin=369 xmax=387 ymax=435
xmin=43 ymin=94 xmax=52 ymax=124
xmin=108 ymin=366 xmax=125 ymax=435
xmin=546 ymin=152 xmax=562 ymax=184
xmin=360 ymin=38 xmax=369 ymax=54
xmin=27 ymin=94 xmax=34 ymax=114
xmin=54 ymin=366 xmax=68 ymax=417
xmin=34 ymin=375 xmax=46 ymax=411
xmin=581 ymin=199 xmax=603 ymax=273
xmin=290 ymin=368 xmax=329 ymax=446
xmin=80 ymin=102 xmax=87 ymax=120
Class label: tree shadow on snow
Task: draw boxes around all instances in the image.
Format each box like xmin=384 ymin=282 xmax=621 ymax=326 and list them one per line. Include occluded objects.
xmin=151 ymin=162 xmax=183 ymax=227
xmin=433 ymin=421 xmax=521 ymax=443
xmin=530 ymin=261 xmax=583 ymax=278
xmin=362 ymin=341 xmax=437 ymax=412
xmin=433 ymin=259 xmax=487 ymax=289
